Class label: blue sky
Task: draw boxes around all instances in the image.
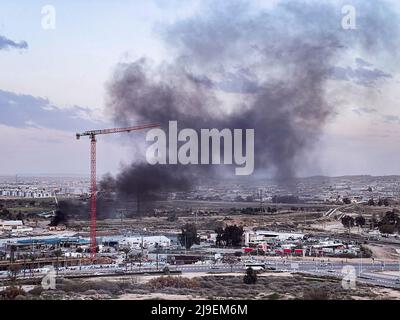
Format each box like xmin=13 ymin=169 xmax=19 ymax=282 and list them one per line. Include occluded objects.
xmin=0 ymin=0 xmax=399 ymax=177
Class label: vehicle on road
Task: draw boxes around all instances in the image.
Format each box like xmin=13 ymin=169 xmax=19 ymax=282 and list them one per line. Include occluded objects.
xmin=244 ymin=262 xmax=265 ymax=271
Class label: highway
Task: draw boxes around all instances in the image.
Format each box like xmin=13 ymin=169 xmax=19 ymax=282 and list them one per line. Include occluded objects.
xmin=1 ymin=258 xmax=399 ymax=289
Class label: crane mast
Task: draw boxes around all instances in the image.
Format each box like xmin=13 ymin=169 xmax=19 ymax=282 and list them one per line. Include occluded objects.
xmin=76 ymin=123 xmax=159 ymax=259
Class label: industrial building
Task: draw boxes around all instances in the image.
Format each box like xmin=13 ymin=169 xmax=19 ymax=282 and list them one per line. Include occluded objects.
xmin=118 ymin=235 xmax=171 ymax=249
xmin=244 ymin=230 xmax=305 ymax=246
xmin=0 ymin=220 xmax=33 ymax=234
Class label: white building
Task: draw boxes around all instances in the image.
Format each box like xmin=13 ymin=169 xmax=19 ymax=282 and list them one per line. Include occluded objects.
xmin=119 ymin=235 xmax=171 ymax=249
xmin=0 ymin=220 xmax=33 ymax=234
xmin=244 ymin=230 xmax=304 ymax=246
xmin=0 ymin=220 xmax=24 ymax=231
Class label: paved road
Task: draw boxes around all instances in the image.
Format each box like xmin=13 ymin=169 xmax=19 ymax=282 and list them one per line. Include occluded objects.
xmin=1 ymin=259 xmax=399 ymax=288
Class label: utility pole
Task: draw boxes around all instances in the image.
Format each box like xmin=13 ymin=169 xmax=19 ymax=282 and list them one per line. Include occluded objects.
xmin=156 ymin=252 xmax=159 ymax=270
xmin=185 ymin=234 xmax=187 ymax=255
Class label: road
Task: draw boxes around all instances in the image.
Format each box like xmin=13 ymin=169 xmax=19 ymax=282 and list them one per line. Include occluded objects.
xmin=1 ymin=258 xmax=399 ymax=289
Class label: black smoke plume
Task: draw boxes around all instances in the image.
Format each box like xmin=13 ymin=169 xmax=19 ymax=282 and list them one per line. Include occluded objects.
xmin=102 ymin=1 xmax=399 ymax=205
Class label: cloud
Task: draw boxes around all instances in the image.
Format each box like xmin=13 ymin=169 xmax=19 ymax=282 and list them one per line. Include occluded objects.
xmin=352 ymin=107 xmax=377 ymax=116
xmin=0 ymin=35 xmax=28 ymax=50
xmin=330 ymin=58 xmax=392 ymax=87
xmin=355 ymin=58 xmax=373 ymax=68
xmin=383 ymin=114 xmax=400 ymax=123
xmin=0 ymin=89 xmax=103 ymax=132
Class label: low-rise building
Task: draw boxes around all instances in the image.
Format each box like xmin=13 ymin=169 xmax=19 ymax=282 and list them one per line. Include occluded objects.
xmin=119 ymin=235 xmax=171 ymax=249
xmin=244 ymin=230 xmax=304 ymax=246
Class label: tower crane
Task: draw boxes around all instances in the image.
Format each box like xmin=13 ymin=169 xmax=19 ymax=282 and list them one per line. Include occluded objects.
xmin=76 ymin=123 xmax=159 ymax=259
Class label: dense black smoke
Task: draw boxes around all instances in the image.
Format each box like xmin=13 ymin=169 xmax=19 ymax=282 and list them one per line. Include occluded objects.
xmin=115 ymin=163 xmax=194 ymax=198
xmin=102 ymin=1 xmax=399 ymax=202
xmin=49 ymin=197 xmax=127 ymax=223
xmin=49 ymin=210 xmax=67 ymax=226
xmin=49 ymin=200 xmax=81 ymax=226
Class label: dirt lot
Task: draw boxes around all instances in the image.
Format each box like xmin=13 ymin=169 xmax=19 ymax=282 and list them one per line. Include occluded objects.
xmin=365 ymin=244 xmax=400 ymax=260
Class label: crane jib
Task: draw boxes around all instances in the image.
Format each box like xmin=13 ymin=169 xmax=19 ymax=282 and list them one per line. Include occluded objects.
xmin=76 ymin=123 xmax=160 ymax=139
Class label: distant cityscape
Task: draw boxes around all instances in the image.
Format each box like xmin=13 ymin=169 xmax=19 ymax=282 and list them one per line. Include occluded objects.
xmin=1 ymin=175 xmax=399 ymax=203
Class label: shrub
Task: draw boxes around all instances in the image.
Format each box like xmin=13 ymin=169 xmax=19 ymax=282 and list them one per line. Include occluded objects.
xmin=267 ymin=293 xmax=280 ymax=300
xmin=243 ymin=268 xmax=257 ymax=285
xmin=163 ymin=266 xmax=170 ymax=275
xmin=148 ymin=276 xmax=200 ymax=289
xmin=83 ymin=289 xmax=98 ymax=296
xmin=29 ymin=286 xmax=44 ymax=296
xmin=0 ymin=286 xmax=26 ymax=300
xmin=303 ymin=287 xmax=329 ymax=300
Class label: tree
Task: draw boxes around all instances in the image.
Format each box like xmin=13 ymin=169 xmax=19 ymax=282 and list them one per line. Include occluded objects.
xmin=367 ymin=199 xmax=375 ymax=206
xmin=167 ymin=213 xmax=178 ymax=222
xmin=179 ymin=223 xmax=200 ymax=250
xmin=243 ymin=267 xmax=257 ymax=284
xmin=163 ymin=266 xmax=170 ymax=275
xmin=222 ymin=225 xmax=244 ymax=247
xmin=370 ymin=214 xmax=378 ymax=230
xmin=383 ymin=198 xmax=390 ymax=207
xmin=16 ymin=211 xmax=24 ymax=221
xmin=341 ymin=215 xmax=354 ymax=229
xmin=128 ymin=253 xmax=136 ymax=271
xmin=21 ymin=253 xmax=28 ymax=278
xmin=215 ymin=225 xmax=244 ymax=247
xmin=378 ymin=211 xmax=400 ymax=233
xmin=215 ymin=226 xmax=224 ymax=247
xmin=121 ymin=247 xmax=130 ymax=271
xmin=355 ymin=216 xmax=366 ymax=227
xmin=7 ymin=264 xmax=21 ymax=283
xmin=342 ymin=197 xmax=351 ymax=205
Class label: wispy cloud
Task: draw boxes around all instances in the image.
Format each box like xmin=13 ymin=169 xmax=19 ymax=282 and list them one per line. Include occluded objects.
xmin=330 ymin=58 xmax=392 ymax=87
xmin=0 ymin=35 xmax=28 ymax=50
xmin=383 ymin=114 xmax=400 ymax=124
xmin=0 ymin=89 xmax=103 ymax=132
xmin=352 ymin=107 xmax=377 ymax=116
